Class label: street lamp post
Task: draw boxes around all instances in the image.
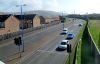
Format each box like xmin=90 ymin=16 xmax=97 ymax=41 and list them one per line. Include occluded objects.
xmin=16 ymin=4 xmax=26 ymax=52
xmin=62 ymin=12 xmax=65 ymax=29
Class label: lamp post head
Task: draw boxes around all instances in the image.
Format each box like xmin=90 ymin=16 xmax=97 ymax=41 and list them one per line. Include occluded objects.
xmin=16 ymin=4 xmax=26 ymax=7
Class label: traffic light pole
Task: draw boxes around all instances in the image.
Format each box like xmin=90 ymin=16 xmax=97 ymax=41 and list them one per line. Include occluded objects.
xmin=20 ymin=5 xmax=24 ymax=52
xmin=63 ymin=22 xmax=64 ymax=29
xmin=16 ymin=4 xmax=26 ymax=52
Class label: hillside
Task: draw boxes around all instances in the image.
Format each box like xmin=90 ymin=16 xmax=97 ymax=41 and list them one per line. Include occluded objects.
xmin=0 ymin=12 xmax=5 ymax=15
xmin=24 ymin=10 xmax=62 ymax=17
xmin=7 ymin=10 xmax=64 ymax=17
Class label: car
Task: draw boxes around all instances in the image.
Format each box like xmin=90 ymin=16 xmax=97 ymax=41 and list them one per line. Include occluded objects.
xmin=63 ymin=28 xmax=68 ymax=31
xmin=66 ymin=33 xmax=74 ymax=39
xmin=79 ymin=23 xmax=82 ymax=26
xmin=0 ymin=61 xmax=5 ymax=64
xmin=62 ymin=28 xmax=68 ymax=34
xmin=57 ymin=40 xmax=69 ymax=50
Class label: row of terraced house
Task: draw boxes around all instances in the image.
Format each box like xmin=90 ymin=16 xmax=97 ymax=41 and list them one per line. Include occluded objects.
xmin=0 ymin=14 xmax=61 ymax=35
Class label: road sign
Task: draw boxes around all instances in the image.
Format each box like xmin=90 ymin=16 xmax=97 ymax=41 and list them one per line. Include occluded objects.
xmin=67 ymin=44 xmax=71 ymax=53
xmin=84 ymin=15 xmax=88 ymax=21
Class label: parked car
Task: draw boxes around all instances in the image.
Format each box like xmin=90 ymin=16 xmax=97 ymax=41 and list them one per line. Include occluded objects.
xmin=66 ymin=32 xmax=74 ymax=39
xmin=62 ymin=28 xmax=68 ymax=34
xmin=57 ymin=40 xmax=69 ymax=50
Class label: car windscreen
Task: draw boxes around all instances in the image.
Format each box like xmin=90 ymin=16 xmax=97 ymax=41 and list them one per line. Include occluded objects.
xmin=61 ymin=42 xmax=66 ymax=45
xmin=63 ymin=30 xmax=67 ymax=31
xmin=68 ymin=34 xmax=72 ymax=36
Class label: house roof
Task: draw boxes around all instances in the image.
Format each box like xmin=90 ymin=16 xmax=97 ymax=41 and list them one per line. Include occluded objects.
xmin=39 ymin=16 xmax=45 ymax=20
xmin=0 ymin=15 xmax=10 ymax=22
xmin=14 ymin=14 xmax=36 ymax=20
xmin=39 ymin=16 xmax=45 ymax=24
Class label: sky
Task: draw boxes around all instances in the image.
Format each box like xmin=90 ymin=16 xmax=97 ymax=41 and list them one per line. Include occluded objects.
xmin=0 ymin=0 xmax=100 ymax=14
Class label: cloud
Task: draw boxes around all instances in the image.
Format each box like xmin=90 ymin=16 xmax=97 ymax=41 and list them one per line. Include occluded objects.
xmin=22 ymin=0 xmax=62 ymax=12
xmin=42 ymin=0 xmax=61 ymax=11
xmin=0 ymin=0 xmax=100 ymax=14
xmin=0 ymin=0 xmax=20 ymax=11
xmin=22 ymin=0 xmax=43 ymax=10
xmin=74 ymin=0 xmax=100 ymax=14
xmin=0 ymin=0 xmax=63 ymax=12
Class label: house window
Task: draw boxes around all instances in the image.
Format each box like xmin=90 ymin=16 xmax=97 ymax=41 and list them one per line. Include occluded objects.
xmin=0 ymin=22 xmax=5 ymax=28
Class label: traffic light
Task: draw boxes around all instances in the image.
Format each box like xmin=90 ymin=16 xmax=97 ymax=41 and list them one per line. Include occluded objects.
xmin=67 ymin=44 xmax=71 ymax=53
xmin=84 ymin=15 xmax=88 ymax=21
xmin=14 ymin=38 xmax=18 ymax=45
xmin=19 ymin=37 xmax=22 ymax=45
xmin=61 ymin=17 xmax=66 ymax=23
xmin=63 ymin=17 xmax=66 ymax=20
xmin=14 ymin=37 xmax=22 ymax=46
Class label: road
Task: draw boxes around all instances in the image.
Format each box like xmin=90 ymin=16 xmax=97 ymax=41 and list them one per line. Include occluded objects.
xmin=0 ymin=19 xmax=83 ymax=64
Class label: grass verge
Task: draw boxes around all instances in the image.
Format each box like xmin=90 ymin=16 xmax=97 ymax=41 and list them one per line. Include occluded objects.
xmin=65 ymin=20 xmax=86 ymax=64
xmin=81 ymin=24 xmax=95 ymax=64
xmin=76 ymin=21 xmax=86 ymax=64
xmin=89 ymin=20 xmax=100 ymax=51
xmin=77 ymin=40 xmax=82 ymax=64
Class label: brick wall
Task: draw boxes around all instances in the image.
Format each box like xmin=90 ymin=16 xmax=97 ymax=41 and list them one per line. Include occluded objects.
xmin=0 ymin=16 xmax=20 ymax=35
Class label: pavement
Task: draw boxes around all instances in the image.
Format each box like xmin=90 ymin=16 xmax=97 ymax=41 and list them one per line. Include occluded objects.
xmin=0 ymin=19 xmax=83 ymax=64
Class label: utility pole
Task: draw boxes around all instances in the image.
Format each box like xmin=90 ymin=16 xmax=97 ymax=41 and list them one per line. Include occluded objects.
xmin=62 ymin=12 xmax=65 ymax=29
xmin=73 ymin=10 xmax=75 ymax=22
xmin=16 ymin=4 xmax=26 ymax=52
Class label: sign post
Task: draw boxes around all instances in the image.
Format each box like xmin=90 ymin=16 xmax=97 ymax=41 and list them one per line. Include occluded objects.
xmin=61 ymin=17 xmax=66 ymax=29
xmin=14 ymin=37 xmax=22 ymax=58
xmin=67 ymin=44 xmax=72 ymax=64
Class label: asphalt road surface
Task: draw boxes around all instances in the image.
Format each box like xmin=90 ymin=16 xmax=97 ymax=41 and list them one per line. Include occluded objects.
xmin=0 ymin=18 xmax=83 ymax=64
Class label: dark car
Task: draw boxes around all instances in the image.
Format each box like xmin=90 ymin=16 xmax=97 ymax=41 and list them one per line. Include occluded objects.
xmin=66 ymin=33 xmax=74 ymax=39
xmin=79 ymin=24 xmax=82 ymax=26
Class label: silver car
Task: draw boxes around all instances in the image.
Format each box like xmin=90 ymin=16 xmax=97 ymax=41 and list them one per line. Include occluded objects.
xmin=0 ymin=61 xmax=5 ymax=64
xmin=62 ymin=28 xmax=68 ymax=34
xmin=58 ymin=40 xmax=69 ymax=50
